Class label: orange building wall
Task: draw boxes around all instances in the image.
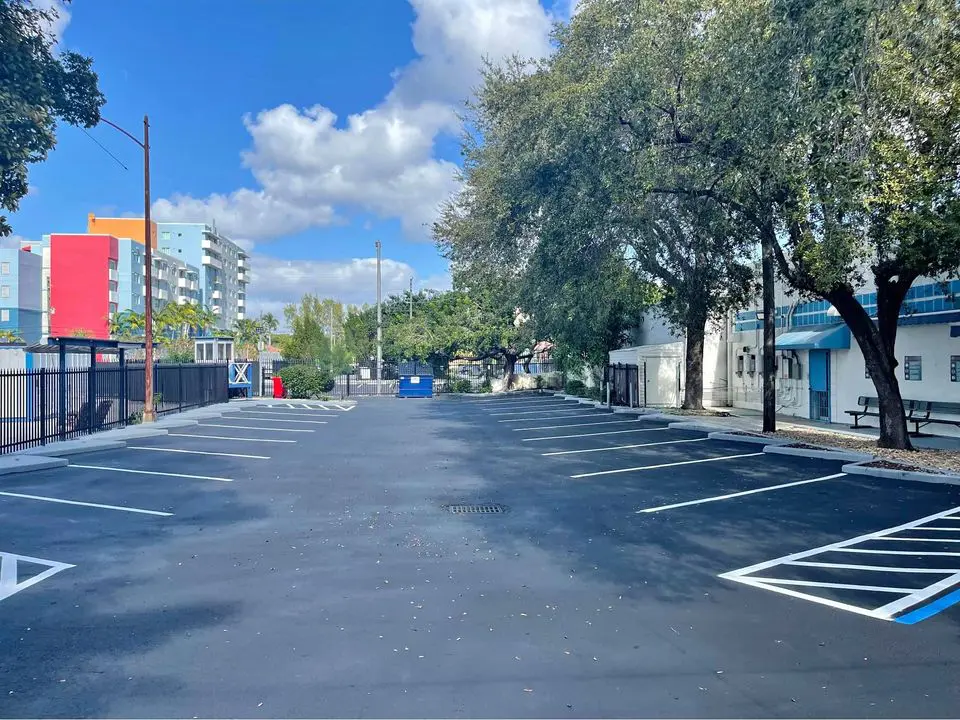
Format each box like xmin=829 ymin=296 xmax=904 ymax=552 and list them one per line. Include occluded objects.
xmin=87 ymin=214 xmax=157 ymax=249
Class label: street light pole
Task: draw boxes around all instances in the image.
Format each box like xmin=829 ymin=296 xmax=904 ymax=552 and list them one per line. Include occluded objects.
xmin=375 ymin=241 xmax=382 ymax=384
xmin=100 ymin=114 xmax=155 ymax=422
xmin=409 ymin=277 xmax=413 ymax=319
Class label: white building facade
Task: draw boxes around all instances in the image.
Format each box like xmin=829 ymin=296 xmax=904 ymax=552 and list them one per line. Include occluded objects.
xmin=610 ymin=277 xmax=960 ymax=435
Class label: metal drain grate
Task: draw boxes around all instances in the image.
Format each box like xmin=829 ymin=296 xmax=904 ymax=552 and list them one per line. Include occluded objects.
xmin=444 ymin=503 xmax=507 ymax=514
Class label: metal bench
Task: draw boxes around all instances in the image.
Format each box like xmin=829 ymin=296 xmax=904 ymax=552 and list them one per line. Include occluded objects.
xmin=908 ymin=400 xmax=960 ymax=435
xmin=67 ymin=400 xmax=112 ymax=433
xmin=847 ymin=396 xmax=960 ymax=435
xmin=846 ymin=396 xmax=883 ymax=428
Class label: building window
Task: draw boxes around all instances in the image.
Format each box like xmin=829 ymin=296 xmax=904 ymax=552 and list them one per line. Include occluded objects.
xmin=904 ymin=355 xmax=922 ymax=381
xmin=161 ymin=231 xmax=171 ymax=241
xmin=0 ymin=309 xmax=9 ymax=322
xmin=0 ymin=285 xmax=9 ymax=298
xmin=0 ymin=262 xmax=9 ymax=275
xmin=951 ymin=356 xmax=960 ymax=383
xmin=748 ymin=354 xmax=757 ymax=374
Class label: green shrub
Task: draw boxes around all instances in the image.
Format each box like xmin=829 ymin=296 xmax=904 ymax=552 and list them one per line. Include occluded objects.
xmin=564 ymin=379 xmax=587 ymax=396
xmin=449 ymin=377 xmax=473 ymax=394
xmin=586 ymin=385 xmax=603 ymax=401
xmin=277 ymin=365 xmax=335 ymax=398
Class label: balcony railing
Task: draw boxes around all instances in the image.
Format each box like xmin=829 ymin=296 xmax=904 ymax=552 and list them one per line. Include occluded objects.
xmin=202 ymin=254 xmax=223 ymax=270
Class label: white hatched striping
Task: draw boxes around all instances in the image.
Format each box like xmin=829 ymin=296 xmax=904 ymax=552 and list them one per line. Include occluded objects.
xmin=720 ymin=503 xmax=960 ymax=622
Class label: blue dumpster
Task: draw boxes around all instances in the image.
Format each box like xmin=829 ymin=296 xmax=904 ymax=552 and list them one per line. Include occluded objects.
xmin=397 ymin=362 xmax=434 ymax=398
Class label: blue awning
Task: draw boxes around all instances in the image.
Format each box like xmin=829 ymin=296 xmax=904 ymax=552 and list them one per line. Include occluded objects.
xmin=776 ymin=325 xmax=851 ymax=350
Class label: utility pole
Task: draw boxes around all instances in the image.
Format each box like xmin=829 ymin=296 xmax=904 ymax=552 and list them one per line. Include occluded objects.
xmin=100 ymin=114 xmax=155 ymax=422
xmin=409 ymin=277 xmax=413 ymax=319
xmin=375 ymin=241 xmax=382 ymax=384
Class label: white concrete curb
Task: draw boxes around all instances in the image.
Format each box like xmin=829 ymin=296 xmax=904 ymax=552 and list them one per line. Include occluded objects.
xmin=841 ymin=460 xmax=960 ymax=486
xmin=668 ymin=421 xmax=737 ymax=433
xmin=764 ymin=444 xmax=875 ymax=463
xmin=0 ymin=455 xmax=69 ymax=476
xmin=108 ymin=428 xmax=170 ymax=440
xmin=707 ymin=431 xmax=792 ymax=446
xmin=19 ymin=439 xmax=127 ymax=457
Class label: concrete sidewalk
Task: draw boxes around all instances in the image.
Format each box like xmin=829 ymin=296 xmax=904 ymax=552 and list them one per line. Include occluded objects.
xmin=0 ymin=398 xmax=264 ymax=472
xmin=706 ymin=405 xmax=960 ymax=451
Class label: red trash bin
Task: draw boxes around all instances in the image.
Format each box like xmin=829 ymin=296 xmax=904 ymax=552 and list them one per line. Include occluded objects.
xmin=272 ymin=376 xmax=285 ymax=398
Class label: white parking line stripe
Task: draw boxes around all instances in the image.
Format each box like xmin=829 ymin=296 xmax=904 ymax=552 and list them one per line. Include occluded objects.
xmin=126 ymin=446 xmax=270 ymax=460
xmin=484 ymin=404 xmax=574 ymax=411
xmin=201 ymin=423 xmax=313 ymax=433
xmin=70 ymin=464 xmax=233 ymax=482
xmin=0 ymin=491 xmax=173 ymax=516
xmin=544 ymin=438 xmax=709 ymax=456
xmin=875 ymin=537 xmax=960 ymax=543
xmin=221 ymin=417 xmax=327 ymax=425
xmin=751 ymin=577 xmax=920 ymax=593
xmin=574 ymin=452 xmax=764 ymax=479
xmin=721 ymin=505 xmax=960 ymax=578
xmin=837 ymin=548 xmax=960 ymax=557
xmin=500 ymin=412 xmax=610 ymax=424
xmin=910 ymin=527 xmax=960 ymax=532
xmin=489 ymin=406 xmax=581 ymax=415
xmin=788 ymin=560 xmax=960 ymax=573
xmin=522 ymin=427 xmax=670 ymax=442
xmin=730 ymin=577 xmax=888 ymax=620
xmin=637 ymin=473 xmax=847 ymax=513
xmin=238 ymin=411 xmax=337 ymax=419
xmin=514 ymin=420 xmax=642 ymax=432
xmin=169 ymin=433 xmax=296 ymax=443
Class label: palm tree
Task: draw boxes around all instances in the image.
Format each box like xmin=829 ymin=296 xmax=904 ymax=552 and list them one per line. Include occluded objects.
xmin=109 ymin=309 xmax=145 ymax=339
xmin=0 ymin=330 xmax=23 ymax=344
xmin=259 ymin=312 xmax=279 ymax=348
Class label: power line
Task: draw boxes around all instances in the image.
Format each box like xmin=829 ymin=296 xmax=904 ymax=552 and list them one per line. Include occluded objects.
xmin=81 ymin=128 xmax=129 ymax=171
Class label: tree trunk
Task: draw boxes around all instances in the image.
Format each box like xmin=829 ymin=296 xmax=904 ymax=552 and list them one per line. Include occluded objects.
xmin=683 ymin=314 xmax=707 ymax=410
xmin=503 ymin=353 xmax=517 ymax=389
xmin=827 ymin=288 xmax=912 ymax=450
xmin=761 ymin=225 xmax=777 ymax=432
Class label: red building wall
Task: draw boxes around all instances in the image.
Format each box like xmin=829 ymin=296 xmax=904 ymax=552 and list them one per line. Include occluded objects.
xmin=49 ymin=234 xmax=118 ymax=338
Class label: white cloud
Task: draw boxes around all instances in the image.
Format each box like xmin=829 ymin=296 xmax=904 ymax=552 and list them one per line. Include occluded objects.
xmin=153 ymin=0 xmax=556 ymax=244
xmin=245 ymin=254 xmax=421 ymax=317
xmin=153 ymin=189 xmax=337 ymax=241
xmin=30 ymin=0 xmax=71 ymax=43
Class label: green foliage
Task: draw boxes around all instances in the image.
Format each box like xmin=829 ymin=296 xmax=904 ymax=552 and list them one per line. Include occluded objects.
xmin=448 ymin=377 xmax=474 ymax=394
xmin=277 ymin=364 xmax=335 ymax=399
xmin=163 ymin=338 xmax=194 ymax=363
xmin=282 ymin=294 xmax=352 ymax=373
xmin=0 ymin=0 xmax=105 ymax=237
xmin=564 ymin=379 xmax=587 ymax=397
xmin=0 ymin=329 xmax=23 ymax=344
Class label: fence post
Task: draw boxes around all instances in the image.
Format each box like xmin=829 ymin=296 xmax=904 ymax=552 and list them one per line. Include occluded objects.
xmin=87 ymin=348 xmax=96 ymax=435
xmin=346 ymin=371 xmax=351 ymax=398
xmin=640 ymin=362 xmax=645 ymax=408
xmin=58 ymin=344 xmax=67 ymax=441
xmin=179 ymin=363 xmax=184 ymax=412
xmin=121 ymin=364 xmax=127 ymax=425
xmin=676 ymin=361 xmax=681 ymax=409
xmin=39 ymin=367 xmax=47 ymax=446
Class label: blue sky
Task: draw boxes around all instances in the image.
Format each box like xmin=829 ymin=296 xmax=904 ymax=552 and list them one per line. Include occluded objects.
xmin=9 ymin=0 xmax=576 ymax=315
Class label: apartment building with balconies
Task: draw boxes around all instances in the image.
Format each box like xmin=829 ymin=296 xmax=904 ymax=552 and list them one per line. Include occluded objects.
xmin=40 ymin=231 xmax=201 ymax=338
xmin=157 ymin=222 xmax=249 ymax=328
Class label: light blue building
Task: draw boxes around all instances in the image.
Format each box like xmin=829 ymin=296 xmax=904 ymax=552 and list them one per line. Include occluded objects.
xmin=157 ymin=222 xmax=248 ymax=329
xmin=0 ymin=248 xmax=43 ymax=343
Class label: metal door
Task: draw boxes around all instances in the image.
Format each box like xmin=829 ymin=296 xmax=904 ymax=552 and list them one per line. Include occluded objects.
xmin=808 ymin=350 xmax=830 ymax=422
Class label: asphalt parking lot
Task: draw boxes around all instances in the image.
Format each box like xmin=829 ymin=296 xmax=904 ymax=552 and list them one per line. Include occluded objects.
xmin=2 ymin=394 xmax=960 ymax=717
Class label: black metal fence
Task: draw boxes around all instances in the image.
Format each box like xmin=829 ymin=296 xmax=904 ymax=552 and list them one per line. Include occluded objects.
xmin=260 ymin=357 xmax=557 ymax=397
xmin=0 ymin=363 xmax=229 ymax=454
xmin=606 ymin=362 xmax=645 ymax=407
